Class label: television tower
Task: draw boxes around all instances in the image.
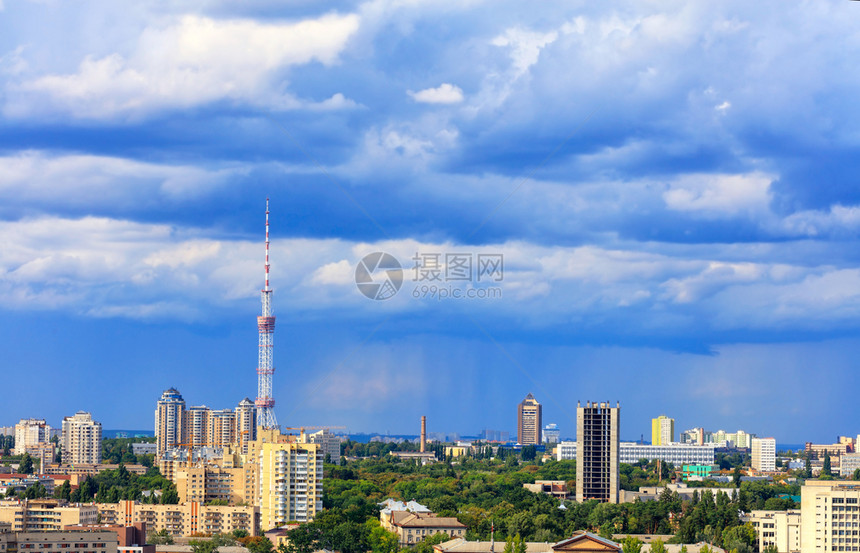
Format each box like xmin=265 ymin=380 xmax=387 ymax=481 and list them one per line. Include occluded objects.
xmin=256 ymin=198 xmax=277 ymax=429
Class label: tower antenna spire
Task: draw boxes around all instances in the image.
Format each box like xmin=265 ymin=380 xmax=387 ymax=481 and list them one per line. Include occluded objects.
xmin=256 ymin=198 xmax=277 ymax=429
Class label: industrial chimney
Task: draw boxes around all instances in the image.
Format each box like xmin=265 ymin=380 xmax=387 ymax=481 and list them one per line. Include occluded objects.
xmin=420 ymin=416 xmax=427 ymax=453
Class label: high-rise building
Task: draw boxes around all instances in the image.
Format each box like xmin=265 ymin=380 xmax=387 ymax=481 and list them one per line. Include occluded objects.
xmin=258 ymin=441 xmax=323 ymax=527
xmin=235 ymin=398 xmax=257 ymax=455
xmin=517 ymin=393 xmax=542 ymax=445
xmin=576 ymin=401 xmax=620 ymax=504
xmin=651 ymin=415 xmax=674 ymax=446
xmin=208 ymin=409 xmax=236 ymax=447
xmin=61 ymin=412 xmax=102 ymax=465
xmin=542 ymin=423 xmax=560 ymax=444
xmin=155 ymin=388 xmax=185 ymax=457
xmin=751 ymin=437 xmax=776 ymax=472
xmin=308 ymin=429 xmax=343 ymax=465
xmin=13 ymin=419 xmax=51 ymax=455
xmin=185 ymin=406 xmax=209 ymax=448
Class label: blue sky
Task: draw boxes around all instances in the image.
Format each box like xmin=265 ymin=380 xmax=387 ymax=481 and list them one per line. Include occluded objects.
xmin=1 ymin=0 xmax=860 ymax=443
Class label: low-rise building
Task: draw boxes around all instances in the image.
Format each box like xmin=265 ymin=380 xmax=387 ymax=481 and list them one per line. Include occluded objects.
xmin=0 ymin=530 xmax=118 ymax=553
xmin=131 ymin=444 xmax=158 ymax=456
xmin=385 ymin=512 xmax=466 ymax=547
xmin=743 ymin=510 xmax=801 ymax=553
xmin=557 ymin=441 xmax=715 ymax=467
xmin=523 ymin=480 xmax=570 ymax=500
xmin=43 ymin=465 xmax=148 ymax=478
xmin=96 ymin=501 xmax=258 ymax=537
xmin=64 ymin=523 xmax=155 ymax=553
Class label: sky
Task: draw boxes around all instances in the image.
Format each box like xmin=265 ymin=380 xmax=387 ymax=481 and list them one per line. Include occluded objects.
xmin=1 ymin=0 xmax=859 ymax=444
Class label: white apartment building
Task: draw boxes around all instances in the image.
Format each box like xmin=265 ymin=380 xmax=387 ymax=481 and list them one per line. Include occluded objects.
xmin=13 ymin=419 xmax=51 ymax=455
xmin=557 ymin=441 xmax=715 ymax=466
xmin=751 ymin=437 xmax=776 ymax=472
xmin=61 ymin=411 xmax=102 ymax=465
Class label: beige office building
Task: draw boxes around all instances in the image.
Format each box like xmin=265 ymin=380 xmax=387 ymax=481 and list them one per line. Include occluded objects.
xmin=97 ymin=500 xmax=258 ymax=537
xmin=13 ymin=420 xmax=51 ymax=455
xmin=576 ymin=401 xmax=619 ymax=504
xmin=0 ymin=499 xmax=98 ymax=531
xmin=746 ymin=509 xmax=801 ymax=553
xmin=801 ymin=480 xmax=860 ymax=552
xmin=517 ymin=393 xmax=542 ymax=446
xmin=62 ymin=412 xmax=102 ymax=465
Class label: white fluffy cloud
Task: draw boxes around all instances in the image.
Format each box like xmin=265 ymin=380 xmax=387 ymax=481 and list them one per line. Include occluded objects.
xmin=2 ymin=215 xmax=860 ymax=335
xmin=4 ymin=13 xmax=360 ymax=119
xmin=408 ymin=83 xmax=464 ymax=104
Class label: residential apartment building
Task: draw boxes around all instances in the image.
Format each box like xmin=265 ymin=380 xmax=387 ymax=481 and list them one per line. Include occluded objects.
xmin=840 ymin=453 xmax=860 ymax=477
xmin=517 ymin=393 xmax=542 ymax=446
xmin=156 ymin=392 xmax=257 ymax=458
xmin=0 ymin=530 xmax=118 ymax=553
xmin=800 ymin=480 xmax=860 ymax=552
xmin=744 ymin=510 xmax=801 ymax=553
xmin=0 ymin=500 xmax=98 ymax=531
xmin=258 ymin=441 xmax=323 ymax=528
xmin=651 ymin=416 xmax=674 ymax=446
xmin=235 ymin=399 xmax=257 ymax=455
xmin=155 ymin=389 xmax=185 ymax=457
xmin=184 ymin=406 xmax=209 ymax=448
xmin=62 ymin=412 xmax=102 ymax=465
xmin=307 ymin=429 xmax=342 ymax=465
xmin=207 ymin=410 xmax=236 ymax=448
xmin=97 ymin=501 xmax=258 ymax=537
xmin=13 ymin=420 xmax=51 ymax=455
xmin=751 ymin=437 xmax=776 ymax=472
xmin=174 ymin=465 xmax=251 ymax=505
xmin=558 ymin=441 xmax=715 ymax=467
xmin=576 ymin=401 xmax=619 ymax=504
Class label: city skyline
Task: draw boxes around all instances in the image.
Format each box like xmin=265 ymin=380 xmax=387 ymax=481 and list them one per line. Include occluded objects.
xmin=2 ymin=2 xmax=860 ymax=443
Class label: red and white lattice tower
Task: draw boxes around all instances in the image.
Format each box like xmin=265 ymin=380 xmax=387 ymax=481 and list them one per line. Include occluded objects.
xmin=256 ymin=198 xmax=277 ymax=429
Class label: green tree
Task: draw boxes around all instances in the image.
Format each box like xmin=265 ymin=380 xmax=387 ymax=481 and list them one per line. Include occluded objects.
xmin=822 ymin=451 xmax=832 ymax=478
xmin=232 ymin=530 xmax=249 ymax=540
xmin=18 ymin=453 xmax=34 ymax=474
xmin=503 ymin=534 xmax=527 ymax=553
xmin=853 ymin=468 xmax=860 ymax=481
xmin=649 ymin=538 xmax=667 ymax=553
xmin=189 ymin=539 xmax=219 ymax=553
xmin=732 ymin=466 xmax=741 ymax=487
xmin=367 ymin=523 xmax=398 ymax=553
xmin=804 ymin=455 xmax=812 ymax=478
xmin=280 ymin=524 xmax=320 ymax=553
xmin=149 ymin=529 xmax=174 ymax=545
xmin=621 ymin=536 xmax=643 ymax=553
xmin=762 ymin=545 xmax=778 ymax=553
xmin=243 ymin=537 xmax=273 ymax=553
